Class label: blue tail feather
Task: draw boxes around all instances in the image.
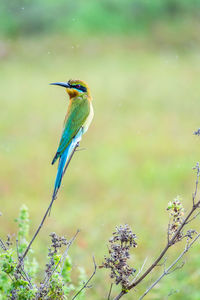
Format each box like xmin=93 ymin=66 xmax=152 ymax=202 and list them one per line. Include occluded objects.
xmin=53 ymin=142 xmax=71 ymax=197
xmin=52 ymin=127 xmax=84 ymax=200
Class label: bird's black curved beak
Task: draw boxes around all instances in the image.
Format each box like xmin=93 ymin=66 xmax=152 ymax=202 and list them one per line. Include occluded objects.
xmin=50 ymin=82 xmax=70 ymax=88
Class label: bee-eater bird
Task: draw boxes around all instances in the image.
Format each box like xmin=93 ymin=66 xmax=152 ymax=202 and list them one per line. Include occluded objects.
xmin=50 ymin=79 xmax=94 ymax=200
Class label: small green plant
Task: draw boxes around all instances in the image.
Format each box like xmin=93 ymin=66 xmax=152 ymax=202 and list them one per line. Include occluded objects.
xmin=0 ymin=205 xmax=87 ymax=300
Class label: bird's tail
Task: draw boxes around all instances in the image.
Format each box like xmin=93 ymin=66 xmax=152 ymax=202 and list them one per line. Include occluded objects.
xmin=52 ymin=127 xmax=84 ymax=201
xmin=52 ymin=143 xmax=71 ymax=200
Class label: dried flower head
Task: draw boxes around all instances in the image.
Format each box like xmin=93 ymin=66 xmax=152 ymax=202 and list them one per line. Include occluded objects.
xmin=45 ymin=232 xmax=68 ymax=277
xmin=100 ymin=224 xmax=137 ymax=289
xmin=167 ymin=196 xmax=184 ymax=241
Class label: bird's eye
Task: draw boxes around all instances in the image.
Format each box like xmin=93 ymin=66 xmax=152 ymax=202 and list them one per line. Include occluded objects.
xmin=76 ymin=84 xmax=81 ymax=89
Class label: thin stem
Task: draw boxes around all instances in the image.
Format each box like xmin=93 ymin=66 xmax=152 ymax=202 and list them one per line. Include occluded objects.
xmin=19 ymin=197 xmax=54 ymax=264
xmin=60 ymin=229 xmax=80 ymax=273
xmin=186 ymin=211 xmax=200 ymax=224
xmin=16 ymin=239 xmax=33 ymax=288
xmin=16 ymin=239 xmax=19 ymax=260
xmin=62 ymin=142 xmax=79 ymax=176
xmin=113 ymin=290 xmax=127 ymax=300
xmin=108 ymin=283 xmax=113 ymax=300
xmin=192 ymin=162 xmax=200 ymax=206
xmin=132 ymin=257 xmax=148 ymax=283
xmin=139 ymin=233 xmax=200 ymax=299
xmin=71 ymin=256 xmax=97 ymax=300
xmin=0 ymin=238 xmax=7 ymax=251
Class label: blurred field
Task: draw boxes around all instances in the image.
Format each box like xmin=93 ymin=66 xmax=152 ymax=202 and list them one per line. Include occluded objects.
xmin=1 ymin=35 xmax=200 ymax=299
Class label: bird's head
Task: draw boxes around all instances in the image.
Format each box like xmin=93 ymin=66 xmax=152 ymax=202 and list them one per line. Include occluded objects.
xmin=50 ymin=79 xmax=91 ymax=99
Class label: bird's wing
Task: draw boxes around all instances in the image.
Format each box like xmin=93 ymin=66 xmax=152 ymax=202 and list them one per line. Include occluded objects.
xmin=52 ymin=99 xmax=90 ymax=164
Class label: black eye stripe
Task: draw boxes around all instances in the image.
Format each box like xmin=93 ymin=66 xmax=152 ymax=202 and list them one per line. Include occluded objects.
xmin=72 ymin=85 xmax=87 ymax=92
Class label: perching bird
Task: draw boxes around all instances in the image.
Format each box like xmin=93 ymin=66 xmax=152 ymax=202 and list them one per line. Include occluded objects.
xmin=50 ymin=79 xmax=94 ymax=200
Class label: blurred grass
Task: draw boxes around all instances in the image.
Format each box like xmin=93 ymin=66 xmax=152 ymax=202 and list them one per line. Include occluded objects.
xmin=1 ymin=35 xmax=200 ymax=299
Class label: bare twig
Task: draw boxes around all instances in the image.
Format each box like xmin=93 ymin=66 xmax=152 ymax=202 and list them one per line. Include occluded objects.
xmin=16 ymin=239 xmax=20 ymax=260
xmin=18 ymin=197 xmax=54 ymax=267
xmin=192 ymin=162 xmax=200 ymax=206
xmin=186 ymin=211 xmax=200 ymax=224
xmin=15 ymin=239 xmax=33 ymax=289
xmin=60 ymin=229 xmax=80 ymax=273
xmin=71 ymin=256 xmax=97 ymax=300
xmin=167 ymin=220 xmax=171 ymax=243
xmin=0 ymin=238 xmax=7 ymax=251
xmin=19 ymin=265 xmax=33 ymax=289
xmin=108 ymin=283 xmax=113 ymax=300
xmin=139 ymin=233 xmax=200 ymax=299
xmin=166 ymin=261 xmax=185 ymax=275
xmin=62 ymin=142 xmax=79 ymax=177
xmin=113 ymin=290 xmax=127 ymax=300
xmin=132 ymin=257 xmax=148 ymax=283
xmin=156 ymin=257 xmax=167 ymax=268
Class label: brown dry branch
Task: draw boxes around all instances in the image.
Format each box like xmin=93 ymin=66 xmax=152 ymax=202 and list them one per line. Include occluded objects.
xmin=111 ymin=163 xmax=200 ymax=300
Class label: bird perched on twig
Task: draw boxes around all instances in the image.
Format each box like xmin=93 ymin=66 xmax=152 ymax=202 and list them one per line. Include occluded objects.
xmin=50 ymin=79 xmax=94 ymax=200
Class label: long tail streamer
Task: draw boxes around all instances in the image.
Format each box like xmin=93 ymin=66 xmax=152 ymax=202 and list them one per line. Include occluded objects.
xmin=52 ymin=127 xmax=83 ymax=201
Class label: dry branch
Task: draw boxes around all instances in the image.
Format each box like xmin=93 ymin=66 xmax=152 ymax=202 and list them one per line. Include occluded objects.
xmin=112 ymin=163 xmax=200 ymax=299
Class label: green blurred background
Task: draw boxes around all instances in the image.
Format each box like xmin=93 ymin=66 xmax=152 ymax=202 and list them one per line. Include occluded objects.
xmin=1 ymin=0 xmax=200 ymax=299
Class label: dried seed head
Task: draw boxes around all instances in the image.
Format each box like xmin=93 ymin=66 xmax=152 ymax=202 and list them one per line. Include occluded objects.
xmin=167 ymin=196 xmax=184 ymax=241
xmin=100 ymin=224 xmax=137 ymax=289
